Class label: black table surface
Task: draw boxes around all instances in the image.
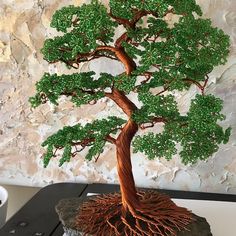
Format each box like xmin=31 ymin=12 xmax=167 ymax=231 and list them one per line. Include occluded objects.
xmin=1 ymin=183 xmax=236 ymax=236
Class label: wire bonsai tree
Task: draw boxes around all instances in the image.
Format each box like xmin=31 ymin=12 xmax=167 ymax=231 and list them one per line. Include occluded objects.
xmin=30 ymin=0 xmax=231 ymax=235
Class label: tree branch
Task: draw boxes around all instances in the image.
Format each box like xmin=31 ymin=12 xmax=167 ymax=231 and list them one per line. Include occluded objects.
xmin=72 ymin=138 xmax=95 ymax=147
xmin=115 ymin=31 xmax=140 ymax=48
xmin=108 ymin=11 xmax=133 ymax=28
xmin=68 ymin=45 xmax=136 ymax=75
xmin=202 ymin=75 xmax=209 ymax=95
xmin=71 ymin=133 xmax=117 ymax=148
xmin=112 ymin=7 xmax=175 ymax=52
xmin=61 ymin=88 xmax=97 ymax=97
xmin=96 ymin=46 xmax=136 ymax=75
xmin=105 ymin=89 xmax=137 ymax=117
xmin=106 ymin=135 xmax=117 ymax=144
xmin=183 ymin=78 xmax=202 ymax=90
xmin=140 ymin=72 xmax=153 ymax=84
xmin=72 ymin=146 xmax=86 ymax=157
xmin=109 ymin=9 xmax=159 ymax=29
xmin=130 ymin=9 xmax=158 ymax=27
xmin=115 ymin=32 xmax=129 ymax=48
xmin=140 ymin=117 xmax=167 ymax=130
xmin=184 ymin=76 xmax=209 ymax=95
xmin=55 ymin=43 xmax=138 ymax=118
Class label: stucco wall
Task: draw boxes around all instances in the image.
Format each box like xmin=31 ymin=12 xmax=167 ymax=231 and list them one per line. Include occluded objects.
xmin=0 ymin=0 xmax=236 ymax=193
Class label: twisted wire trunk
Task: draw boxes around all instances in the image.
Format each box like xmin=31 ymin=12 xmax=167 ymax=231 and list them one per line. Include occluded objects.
xmin=107 ymin=46 xmax=140 ymax=213
xmin=116 ymin=119 xmax=139 ymax=212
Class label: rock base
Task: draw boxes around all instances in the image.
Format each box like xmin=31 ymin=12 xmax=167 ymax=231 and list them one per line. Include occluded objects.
xmin=56 ymin=197 xmax=212 ymax=236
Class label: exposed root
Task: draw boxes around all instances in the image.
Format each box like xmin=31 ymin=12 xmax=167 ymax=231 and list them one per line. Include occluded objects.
xmin=75 ymin=191 xmax=193 ymax=236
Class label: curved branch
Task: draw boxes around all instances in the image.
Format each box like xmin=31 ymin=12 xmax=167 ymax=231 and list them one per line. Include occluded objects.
xmin=65 ymin=45 xmax=136 ymax=75
xmin=106 ymin=135 xmax=117 ymax=144
xmin=202 ymin=75 xmax=209 ymax=95
xmin=106 ymin=89 xmax=137 ymax=117
xmin=72 ymin=138 xmax=95 ymax=147
xmin=61 ymin=89 xmax=96 ymax=97
xmin=140 ymin=117 xmax=167 ymax=130
xmin=112 ymin=10 xmax=159 ymax=48
xmin=72 ymin=146 xmax=86 ymax=157
xmin=96 ymin=46 xmax=136 ymax=75
xmin=184 ymin=76 xmax=209 ymax=95
xmin=71 ymin=134 xmax=117 ymax=147
xmin=115 ymin=32 xmax=129 ymax=48
xmin=55 ymin=44 xmax=138 ymax=116
xmin=109 ymin=9 xmax=158 ymax=30
xmin=109 ymin=11 xmax=133 ymax=28
xmin=130 ymin=9 xmax=158 ymax=27
xmin=184 ymin=78 xmax=202 ymax=90
xmin=78 ymin=54 xmax=118 ymax=63
xmin=140 ymin=72 xmax=153 ymax=84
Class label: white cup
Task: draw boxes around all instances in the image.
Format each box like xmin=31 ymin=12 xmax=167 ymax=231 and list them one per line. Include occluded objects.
xmin=0 ymin=186 xmax=8 ymax=228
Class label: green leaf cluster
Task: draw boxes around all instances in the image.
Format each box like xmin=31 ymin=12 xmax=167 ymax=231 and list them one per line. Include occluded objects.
xmin=109 ymin=0 xmax=201 ymax=20
xmin=50 ymin=5 xmax=80 ymax=33
xmin=129 ymin=16 xmax=230 ymax=92
xmin=42 ymin=0 xmax=117 ymax=63
xmin=166 ymin=0 xmax=202 ymax=16
xmin=172 ymin=16 xmax=230 ymax=75
xmin=113 ymin=74 xmax=137 ymax=93
xmin=29 ymin=72 xmax=139 ymax=108
xmin=109 ymin=0 xmax=164 ymax=20
xmin=133 ymin=91 xmax=179 ymax=124
xmin=29 ymin=72 xmax=105 ymax=108
xmin=177 ymin=95 xmax=231 ymax=164
xmin=133 ymin=132 xmax=177 ymax=160
xmin=42 ymin=117 xmax=126 ymax=167
xmin=133 ymin=94 xmax=231 ymax=164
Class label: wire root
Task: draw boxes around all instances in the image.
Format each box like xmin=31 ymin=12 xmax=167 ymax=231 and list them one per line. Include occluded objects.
xmin=75 ymin=191 xmax=193 ymax=236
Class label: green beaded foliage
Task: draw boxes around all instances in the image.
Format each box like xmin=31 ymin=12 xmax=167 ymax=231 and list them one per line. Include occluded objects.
xmin=178 ymin=95 xmax=232 ymax=164
xmin=30 ymin=0 xmax=231 ymax=167
xmin=42 ymin=117 xmax=126 ymax=167
xmin=109 ymin=0 xmax=201 ymax=20
xmin=29 ymin=72 xmax=138 ymax=109
xmin=42 ymin=0 xmax=117 ymax=63
xmin=132 ymin=16 xmax=230 ymax=88
xmin=29 ymin=72 xmax=105 ymax=107
xmin=133 ymin=95 xmax=231 ymax=164
xmin=132 ymin=91 xmax=179 ymax=124
xmin=133 ymin=132 xmax=177 ymax=160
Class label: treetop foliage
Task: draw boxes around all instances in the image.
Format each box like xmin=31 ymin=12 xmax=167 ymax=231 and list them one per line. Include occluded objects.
xmin=30 ymin=0 xmax=231 ymax=167
xmin=110 ymin=0 xmax=202 ymax=20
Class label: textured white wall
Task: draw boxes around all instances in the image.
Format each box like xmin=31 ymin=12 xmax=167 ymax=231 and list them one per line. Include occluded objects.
xmin=0 ymin=0 xmax=236 ymax=193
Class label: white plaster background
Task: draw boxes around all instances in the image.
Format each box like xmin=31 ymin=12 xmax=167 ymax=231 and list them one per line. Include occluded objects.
xmin=0 ymin=0 xmax=236 ymax=193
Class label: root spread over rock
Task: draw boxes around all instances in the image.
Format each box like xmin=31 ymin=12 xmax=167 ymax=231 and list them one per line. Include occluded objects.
xmin=75 ymin=191 xmax=193 ymax=236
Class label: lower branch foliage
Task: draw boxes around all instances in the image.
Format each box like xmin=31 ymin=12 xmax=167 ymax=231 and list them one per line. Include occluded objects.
xmin=42 ymin=117 xmax=125 ymax=167
xmin=133 ymin=94 xmax=231 ymax=165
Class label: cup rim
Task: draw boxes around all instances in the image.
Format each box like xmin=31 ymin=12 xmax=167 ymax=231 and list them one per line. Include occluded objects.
xmin=0 ymin=186 xmax=8 ymax=206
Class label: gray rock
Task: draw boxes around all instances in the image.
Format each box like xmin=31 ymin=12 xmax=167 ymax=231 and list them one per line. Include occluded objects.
xmin=55 ymin=198 xmax=85 ymax=236
xmin=56 ymin=197 xmax=212 ymax=236
xmin=177 ymin=214 xmax=212 ymax=236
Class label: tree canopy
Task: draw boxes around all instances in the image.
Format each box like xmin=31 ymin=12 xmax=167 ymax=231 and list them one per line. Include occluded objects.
xmin=30 ymin=0 xmax=231 ymax=167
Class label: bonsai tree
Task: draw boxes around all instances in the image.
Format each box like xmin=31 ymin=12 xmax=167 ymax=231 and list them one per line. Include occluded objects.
xmin=30 ymin=0 xmax=231 ymax=235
